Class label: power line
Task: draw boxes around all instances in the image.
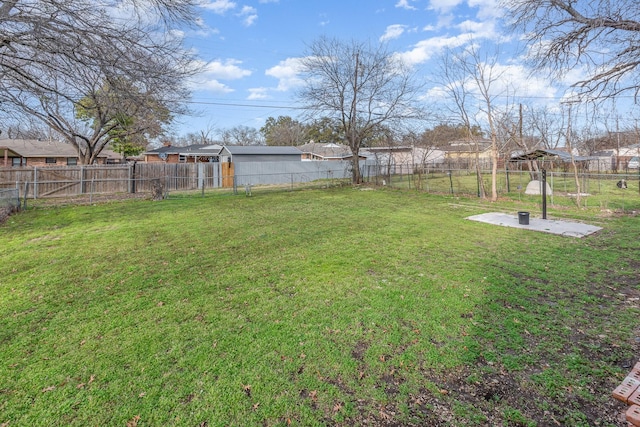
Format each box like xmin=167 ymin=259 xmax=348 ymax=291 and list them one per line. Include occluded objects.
xmin=187 ymin=100 xmax=306 ymax=109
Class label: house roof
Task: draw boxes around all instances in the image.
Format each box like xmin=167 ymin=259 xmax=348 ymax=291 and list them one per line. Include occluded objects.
xmin=440 ymin=139 xmax=492 ymax=153
xmin=298 ymin=142 xmax=352 ymax=159
xmin=0 ymin=146 xmax=22 ymax=158
xmin=0 ymin=139 xmax=118 ymax=159
xmin=0 ymin=139 xmax=78 ymax=157
xmin=364 ymin=146 xmax=413 ymax=153
xmin=145 ymin=144 xmax=223 ymax=155
xmin=223 ymin=145 xmax=302 ymax=155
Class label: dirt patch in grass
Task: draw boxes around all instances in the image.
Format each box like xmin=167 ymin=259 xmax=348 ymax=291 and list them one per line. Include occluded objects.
xmin=26 ymin=192 xmax=151 ymax=208
xmin=336 ymin=267 xmax=640 ymax=426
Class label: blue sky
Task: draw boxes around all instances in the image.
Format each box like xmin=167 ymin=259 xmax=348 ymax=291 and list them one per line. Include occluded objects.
xmin=172 ymin=0 xmax=602 ymax=137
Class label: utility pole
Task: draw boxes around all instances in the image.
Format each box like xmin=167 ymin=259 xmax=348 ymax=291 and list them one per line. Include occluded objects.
xmin=350 ymin=52 xmax=360 ymax=183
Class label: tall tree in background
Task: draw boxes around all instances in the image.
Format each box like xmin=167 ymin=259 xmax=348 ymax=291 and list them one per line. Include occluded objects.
xmin=504 ymin=0 xmax=640 ymax=100
xmin=74 ymin=79 xmax=172 ymax=163
xmin=260 ymin=116 xmax=307 ymax=146
xmin=0 ymin=0 xmax=198 ymax=164
xmin=306 ymin=117 xmax=344 ymax=145
xmin=420 ymin=123 xmax=484 ymax=144
xmin=221 ymin=125 xmax=263 ymax=146
xmin=298 ymin=37 xmax=426 ymax=184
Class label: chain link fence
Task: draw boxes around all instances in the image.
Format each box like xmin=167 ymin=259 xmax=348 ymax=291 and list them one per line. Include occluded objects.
xmin=0 ymin=188 xmax=20 ymax=222
xmin=2 ymin=162 xmax=640 ymax=213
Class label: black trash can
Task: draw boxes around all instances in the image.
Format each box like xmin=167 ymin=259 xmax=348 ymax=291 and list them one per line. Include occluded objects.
xmin=518 ymin=211 xmax=530 ymax=225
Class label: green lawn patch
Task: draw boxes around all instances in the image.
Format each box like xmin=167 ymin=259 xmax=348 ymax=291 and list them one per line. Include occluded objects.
xmin=1 ymin=187 xmax=638 ymax=426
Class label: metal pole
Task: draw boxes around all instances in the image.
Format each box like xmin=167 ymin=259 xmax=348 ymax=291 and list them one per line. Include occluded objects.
xmin=22 ymin=182 xmax=29 ymax=210
xmin=33 ymin=166 xmax=37 ymax=199
xmin=506 ymin=165 xmax=510 ymax=192
xmin=542 ymin=168 xmax=547 ymax=219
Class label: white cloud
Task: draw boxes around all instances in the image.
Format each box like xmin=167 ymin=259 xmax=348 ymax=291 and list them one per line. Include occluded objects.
xmin=191 ymin=16 xmax=221 ymax=37
xmin=428 ymin=0 xmax=463 ymax=12
xmin=265 ymin=57 xmax=305 ymax=91
xmin=396 ymin=34 xmax=471 ymax=66
xmin=197 ymin=79 xmax=234 ymax=93
xmin=489 ymin=63 xmax=557 ymax=100
xmin=248 ymin=87 xmax=269 ymax=100
xmin=436 ymin=13 xmax=455 ymax=29
xmin=239 ymin=5 xmax=257 ymax=26
xmin=190 ymin=58 xmax=251 ymax=93
xmin=468 ymin=0 xmax=502 ymax=20
xmin=168 ymin=29 xmax=185 ymax=40
xmin=200 ymin=0 xmax=236 ymax=14
xmin=395 ymin=0 xmax=417 ymax=10
xmin=426 ymin=62 xmax=557 ymax=107
xmin=457 ymin=20 xmax=500 ymax=40
xmin=380 ymin=25 xmax=407 ymax=42
xmin=203 ymin=59 xmax=252 ymax=80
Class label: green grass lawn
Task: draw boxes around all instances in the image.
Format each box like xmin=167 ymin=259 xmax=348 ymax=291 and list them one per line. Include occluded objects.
xmin=1 ymin=188 xmax=638 ymax=426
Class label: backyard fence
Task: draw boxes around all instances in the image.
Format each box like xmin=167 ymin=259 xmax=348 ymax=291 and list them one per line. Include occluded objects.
xmin=0 ymin=162 xmax=361 ymax=199
xmin=0 ymin=188 xmax=20 ymax=210
xmin=1 ymin=161 xmax=639 ymax=207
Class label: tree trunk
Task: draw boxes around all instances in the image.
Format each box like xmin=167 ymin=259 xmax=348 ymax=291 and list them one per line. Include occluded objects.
xmin=351 ymin=153 xmax=361 ymax=184
xmin=151 ymin=178 xmax=165 ymax=201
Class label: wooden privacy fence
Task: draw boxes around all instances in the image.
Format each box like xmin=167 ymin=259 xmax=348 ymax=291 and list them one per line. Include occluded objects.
xmin=0 ymin=163 xmax=227 ymax=199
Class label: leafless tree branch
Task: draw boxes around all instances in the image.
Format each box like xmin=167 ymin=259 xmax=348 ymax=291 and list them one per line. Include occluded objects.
xmin=503 ymin=0 xmax=640 ymax=100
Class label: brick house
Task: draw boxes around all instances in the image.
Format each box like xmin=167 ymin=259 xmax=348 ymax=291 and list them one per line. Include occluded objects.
xmin=0 ymin=139 xmax=121 ymax=167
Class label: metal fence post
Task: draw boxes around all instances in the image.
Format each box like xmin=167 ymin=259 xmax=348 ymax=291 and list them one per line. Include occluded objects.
xmin=542 ymin=168 xmax=547 ymax=219
xmin=80 ymin=165 xmax=85 ymax=194
xmin=33 ymin=166 xmax=38 ymax=199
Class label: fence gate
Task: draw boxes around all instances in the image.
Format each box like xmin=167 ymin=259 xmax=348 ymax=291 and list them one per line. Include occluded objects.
xmin=197 ymin=163 xmax=222 ymax=189
xmin=222 ymin=162 xmax=234 ymax=188
xmin=33 ymin=167 xmax=82 ymax=198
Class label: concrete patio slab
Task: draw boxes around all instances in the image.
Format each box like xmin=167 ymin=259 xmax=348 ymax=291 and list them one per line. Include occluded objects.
xmin=466 ymin=212 xmax=602 ymax=238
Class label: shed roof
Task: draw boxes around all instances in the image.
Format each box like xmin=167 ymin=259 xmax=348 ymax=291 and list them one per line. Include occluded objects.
xmin=438 ymin=139 xmax=493 ymax=153
xmin=223 ymin=145 xmax=302 ymax=155
xmin=298 ymin=142 xmax=352 ymax=159
xmin=509 ymin=149 xmax=596 ymax=162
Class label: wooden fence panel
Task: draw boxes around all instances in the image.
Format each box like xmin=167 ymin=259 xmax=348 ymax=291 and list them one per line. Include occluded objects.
xmin=82 ymin=166 xmax=130 ymax=194
xmin=135 ymin=163 xmax=198 ymax=192
xmin=134 ymin=163 xmax=221 ymax=192
xmin=0 ymin=167 xmax=36 ymax=192
xmin=34 ymin=167 xmax=82 ymax=198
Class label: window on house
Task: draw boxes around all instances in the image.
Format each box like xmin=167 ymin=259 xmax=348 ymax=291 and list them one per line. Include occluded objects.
xmin=12 ymin=157 xmax=23 ymax=166
xmin=178 ymin=154 xmax=187 ymax=163
xmin=67 ymin=158 xmax=77 ymax=166
xmin=45 ymin=157 xmax=57 ymax=164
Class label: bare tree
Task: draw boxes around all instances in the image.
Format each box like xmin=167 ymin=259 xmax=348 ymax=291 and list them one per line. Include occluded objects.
xmin=298 ymin=37 xmax=426 ymax=184
xmin=4 ymin=117 xmax=52 ymax=141
xmin=563 ymin=102 xmax=584 ymax=206
xmin=504 ymin=0 xmax=640 ymax=100
xmin=221 ymin=126 xmax=264 ymax=146
xmin=435 ymin=49 xmax=487 ymax=198
xmin=525 ymin=105 xmax=565 ymax=151
xmin=436 ymin=44 xmax=515 ymax=201
xmin=171 ymin=121 xmax=219 ymax=147
xmin=0 ymin=0 xmax=199 ymax=164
